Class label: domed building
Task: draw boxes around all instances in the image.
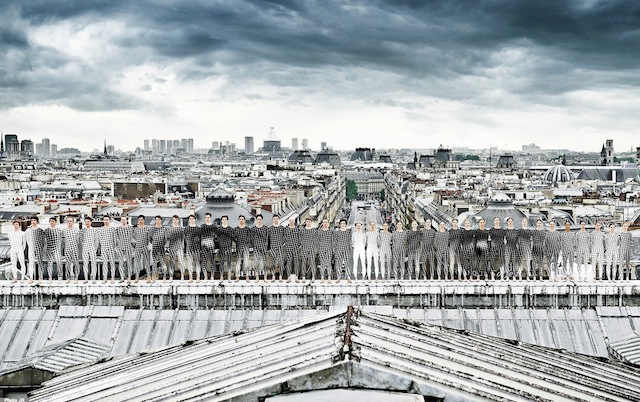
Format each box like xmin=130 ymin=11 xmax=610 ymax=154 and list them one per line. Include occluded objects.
xmin=473 ymin=192 xmax=527 ymax=228
xmin=542 ymin=165 xmax=573 ymax=184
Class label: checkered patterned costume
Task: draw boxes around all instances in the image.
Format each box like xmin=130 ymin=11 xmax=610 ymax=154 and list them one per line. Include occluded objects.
xmin=420 ymin=228 xmax=435 ymax=279
xmin=299 ymin=227 xmax=318 ymax=279
xmin=379 ymin=231 xmax=392 ymax=279
xmin=365 ymin=230 xmax=379 ymax=279
xmin=166 ymin=226 xmax=185 ymax=279
xmin=8 ymin=230 xmax=26 ymax=280
xmin=406 ymin=230 xmax=421 ymax=280
xmin=268 ymin=225 xmax=285 ymax=274
xmin=560 ymin=231 xmax=576 ymax=279
xmin=460 ymin=229 xmax=475 ymax=278
xmin=184 ymin=226 xmax=202 ymax=278
xmin=619 ymin=231 xmax=632 ymax=280
xmin=504 ymin=229 xmax=519 ymax=279
xmin=590 ymin=230 xmax=605 ymax=280
xmin=317 ymin=228 xmax=334 ymax=279
xmin=391 ymin=230 xmax=407 ymax=280
xmin=604 ymin=232 xmax=619 ymax=280
xmin=62 ymin=227 xmax=81 ymax=280
xmin=531 ymin=229 xmax=545 ymax=279
xmin=133 ymin=226 xmax=151 ymax=279
xmin=333 ymin=229 xmax=351 ymax=280
xmin=99 ymin=226 xmax=117 ymax=280
xmin=489 ymin=228 xmax=505 ymax=277
xmin=544 ymin=230 xmax=562 ymax=280
xmin=283 ymin=226 xmax=301 ymax=278
xmin=80 ymin=227 xmax=100 ymax=281
xmin=433 ymin=229 xmax=449 ymax=280
xmin=352 ymin=230 xmax=367 ymax=280
xmin=252 ymin=225 xmax=269 ymax=276
xmin=149 ymin=226 xmax=168 ymax=277
xmin=200 ymin=224 xmax=217 ymax=277
xmin=575 ymin=231 xmax=590 ymax=281
xmin=115 ymin=225 xmax=135 ymax=280
xmin=474 ymin=229 xmax=490 ymax=278
xmin=234 ymin=226 xmax=253 ymax=277
xmin=44 ymin=227 xmax=63 ymax=280
xmin=215 ymin=225 xmax=234 ymax=278
xmin=517 ymin=228 xmax=533 ymax=279
xmin=448 ymin=228 xmax=463 ymax=279
xmin=26 ymin=227 xmax=45 ymax=280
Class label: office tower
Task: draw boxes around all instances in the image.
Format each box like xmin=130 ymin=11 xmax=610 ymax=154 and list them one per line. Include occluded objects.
xmin=302 ymin=138 xmax=308 ymax=150
xmin=245 ymin=136 xmax=254 ymax=154
xmin=151 ymin=139 xmax=159 ymax=154
xmin=187 ymin=138 xmax=194 ymax=153
xmin=292 ymin=138 xmax=298 ymax=151
xmin=212 ymin=141 xmax=220 ymax=150
xmin=144 ymin=139 xmax=150 ymax=151
xmin=159 ymin=140 xmax=166 ymax=154
xmin=321 ymin=142 xmax=327 ymax=151
xmin=50 ymin=144 xmax=58 ymax=158
xmin=20 ymin=139 xmax=34 ymax=158
xmin=5 ymin=134 xmax=20 ymax=158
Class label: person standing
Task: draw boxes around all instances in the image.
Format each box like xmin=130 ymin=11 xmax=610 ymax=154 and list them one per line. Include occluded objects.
xmin=234 ymin=215 xmax=253 ymax=281
xmin=590 ymin=221 xmax=605 ymax=280
xmin=62 ymin=217 xmax=81 ymax=283
xmin=44 ymin=217 xmax=63 ymax=281
xmin=517 ymin=218 xmax=533 ymax=280
xmin=132 ymin=215 xmax=151 ymax=283
xmin=317 ymin=218 xmax=334 ymax=282
xmin=184 ymin=215 xmax=202 ymax=282
xmin=560 ymin=221 xmax=576 ymax=281
xmin=80 ymin=217 xmax=100 ymax=283
xmin=460 ymin=219 xmax=475 ymax=280
xmin=433 ymin=222 xmax=449 ymax=280
xmin=531 ymin=219 xmax=546 ymax=280
xmin=299 ymin=217 xmax=317 ymax=281
xmin=166 ymin=215 xmax=185 ymax=281
xmin=115 ymin=216 xmax=135 ymax=282
xmin=8 ymin=220 xmax=26 ymax=282
xmin=283 ymin=217 xmax=301 ymax=282
xmin=333 ymin=219 xmax=351 ymax=281
xmin=378 ymin=222 xmax=392 ymax=280
xmin=619 ymin=222 xmax=632 ymax=280
xmin=99 ymin=216 xmax=118 ymax=283
xmin=25 ymin=216 xmax=45 ymax=282
xmin=420 ymin=220 xmax=435 ymax=280
xmin=391 ymin=222 xmax=407 ymax=280
xmin=604 ymin=223 xmax=619 ymax=281
xmin=448 ymin=219 xmax=463 ymax=280
xmin=575 ymin=221 xmax=590 ymax=281
xmin=268 ymin=214 xmax=285 ymax=281
xmin=149 ymin=215 xmax=168 ymax=282
xmin=200 ymin=213 xmax=216 ymax=281
xmin=489 ymin=217 xmax=505 ymax=280
xmin=474 ymin=218 xmax=490 ymax=280
xmin=365 ymin=221 xmax=380 ymax=280
xmin=504 ymin=218 xmax=519 ymax=280
xmin=352 ymin=222 xmax=367 ymax=280
xmin=215 ymin=215 xmax=235 ymax=280
xmin=252 ymin=214 xmax=269 ymax=281
xmin=544 ymin=221 xmax=562 ymax=281
xmin=406 ymin=221 xmax=421 ymax=280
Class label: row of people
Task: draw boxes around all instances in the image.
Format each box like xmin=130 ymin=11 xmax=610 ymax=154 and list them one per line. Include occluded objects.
xmin=4 ymin=213 xmax=634 ymax=283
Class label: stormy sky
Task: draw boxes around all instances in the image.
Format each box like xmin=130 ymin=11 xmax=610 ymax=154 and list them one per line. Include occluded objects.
xmin=1 ymin=0 xmax=639 ymax=153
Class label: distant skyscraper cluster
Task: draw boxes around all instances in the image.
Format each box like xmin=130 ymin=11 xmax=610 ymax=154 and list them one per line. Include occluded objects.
xmin=143 ymin=138 xmax=194 ymax=155
xmin=0 ymin=133 xmax=58 ymax=159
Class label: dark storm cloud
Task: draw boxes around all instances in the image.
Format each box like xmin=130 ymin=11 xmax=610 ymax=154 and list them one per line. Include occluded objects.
xmin=2 ymin=0 xmax=639 ymax=112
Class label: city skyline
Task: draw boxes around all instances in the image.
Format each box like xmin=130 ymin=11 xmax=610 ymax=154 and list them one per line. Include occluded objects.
xmin=1 ymin=1 xmax=639 ymax=152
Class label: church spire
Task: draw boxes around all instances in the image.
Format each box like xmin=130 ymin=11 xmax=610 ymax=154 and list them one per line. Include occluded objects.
xmin=104 ymin=139 xmax=107 ymax=156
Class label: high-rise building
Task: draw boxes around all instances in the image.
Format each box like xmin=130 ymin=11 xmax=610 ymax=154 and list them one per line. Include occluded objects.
xmin=302 ymin=138 xmax=309 ymax=150
xmin=187 ymin=138 xmax=194 ymax=153
xmin=5 ymin=134 xmax=20 ymax=158
xmin=159 ymin=140 xmax=166 ymax=154
xmin=144 ymin=139 xmax=150 ymax=151
xmin=245 ymin=136 xmax=254 ymax=154
xmin=321 ymin=142 xmax=327 ymax=151
xmin=263 ymin=127 xmax=281 ymax=153
xmin=35 ymin=143 xmax=42 ymax=157
xmin=212 ymin=141 xmax=220 ymax=150
xmin=292 ymin=138 xmax=299 ymax=151
xmin=50 ymin=144 xmax=58 ymax=158
xmin=41 ymin=138 xmax=50 ymax=158
xmin=20 ymin=140 xmax=34 ymax=159
xmin=151 ymin=139 xmax=159 ymax=154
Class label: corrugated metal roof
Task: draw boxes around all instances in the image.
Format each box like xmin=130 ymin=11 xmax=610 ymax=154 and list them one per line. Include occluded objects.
xmin=28 ymin=308 xmax=640 ymax=402
xmin=609 ymin=332 xmax=640 ymax=365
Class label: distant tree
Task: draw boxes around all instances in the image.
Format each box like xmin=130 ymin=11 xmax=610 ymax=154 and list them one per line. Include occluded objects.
xmin=454 ymin=154 xmax=480 ymax=161
xmin=614 ymin=156 xmax=634 ymax=163
xmin=346 ymin=179 xmax=358 ymax=201
xmin=380 ymin=189 xmax=385 ymax=202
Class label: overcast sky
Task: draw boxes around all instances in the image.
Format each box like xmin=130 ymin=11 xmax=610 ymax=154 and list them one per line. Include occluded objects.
xmin=1 ymin=0 xmax=639 ymax=153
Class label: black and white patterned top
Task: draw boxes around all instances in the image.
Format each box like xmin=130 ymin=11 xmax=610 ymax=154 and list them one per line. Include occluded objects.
xmin=406 ymin=230 xmax=421 ymax=255
xmin=560 ymin=231 xmax=576 ymax=254
xmin=184 ymin=226 xmax=202 ymax=253
xmin=44 ymin=227 xmax=63 ymax=257
xmin=149 ymin=226 xmax=167 ymax=252
xmin=215 ymin=226 xmax=234 ymax=249
xmin=604 ymin=232 xmax=619 ymax=255
xmin=114 ymin=226 xmax=135 ymax=253
xmin=166 ymin=226 xmax=185 ymax=252
xmin=80 ymin=227 xmax=99 ymax=254
xmin=489 ymin=228 xmax=505 ymax=250
xmin=62 ymin=227 xmax=80 ymax=257
xmin=590 ymin=230 xmax=605 ymax=252
xmin=317 ymin=228 xmax=333 ymax=254
xmin=234 ymin=226 xmax=253 ymax=251
xmin=421 ymin=228 xmax=435 ymax=253
xmin=133 ymin=226 xmax=151 ymax=252
xmin=299 ymin=227 xmax=317 ymax=252
xmin=434 ymin=230 xmax=449 ymax=255
xmin=252 ymin=225 xmax=269 ymax=251
xmin=268 ymin=225 xmax=285 ymax=250
xmin=365 ymin=230 xmax=379 ymax=249
xmin=448 ymin=228 xmax=462 ymax=251
xmin=284 ymin=226 xmax=301 ymax=251
xmin=333 ymin=229 xmax=351 ymax=255
xmin=379 ymin=231 xmax=392 ymax=254
xmin=619 ymin=231 xmax=632 ymax=259
xmin=391 ymin=230 xmax=407 ymax=254
xmin=98 ymin=226 xmax=117 ymax=255
xmin=200 ymin=224 xmax=217 ymax=248
xmin=545 ymin=230 xmax=562 ymax=256
xmin=26 ymin=227 xmax=45 ymax=257
xmin=531 ymin=229 xmax=545 ymax=255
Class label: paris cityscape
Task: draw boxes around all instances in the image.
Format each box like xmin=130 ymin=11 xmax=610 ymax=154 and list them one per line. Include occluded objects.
xmin=2 ymin=0 xmax=640 ymax=400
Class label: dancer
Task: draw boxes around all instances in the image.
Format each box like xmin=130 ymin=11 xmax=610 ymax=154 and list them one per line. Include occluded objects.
xmin=44 ymin=218 xmax=63 ymax=281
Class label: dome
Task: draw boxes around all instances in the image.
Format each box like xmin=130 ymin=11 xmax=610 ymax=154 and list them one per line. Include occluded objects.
xmin=543 ymin=165 xmax=572 ymax=184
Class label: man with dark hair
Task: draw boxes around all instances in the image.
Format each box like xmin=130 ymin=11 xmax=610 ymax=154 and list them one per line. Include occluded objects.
xmin=215 ymin=215 xmax=234 ymax=280
xmin=420 ymin=219 xmax=435 ymax=280
xmin=184 ymin=215 xmax=201 ymax=282
xmin=590 ymin=221 xmax=605 ymax=280
xmin=391 ymin=222 xmax=407 ymax=280
xmin=434 ymin=221 xmax=449 ymax=280
xmin=545 ymin=221 xmax=561 ymax=281
xmin=406 ymin=221 xmax=421 ymax=280
xmin=517 ymin=218 xmax=533 ymax=280
xmin=299 ymin=217 xmax=317 ymax=281
xmin=334 ymin=219 xmax=351 ymax=281
xmin=604 ymin=223 xmax=619 ymax=281
xmin=352 ymin=222 xmax=366 ymax=280
xmin=8 ymin=220 xmax=26 ymax=282
xmin=365 ymin=221 xmax=379 ymax=280
xmin=166 ymin=215 xmax=185 ymax=281
xmin=62 ymin=217 xmax=81 ymax=283
xmin=448 ymin=219 xmax=462 ymax=280
xmin=489 ymin=217 xmax=505 ymax=280
xmin=99 ymin=216 xmax=117 ymax=283
xmin=575 ymin=221 xmax=590 ymax=281
xmin=619 ymin=222 xmax=632 ymax=280
xmin=252 ymin=214 xmax=269 ymax=281
xmin=44 ymin=217 xmax=63 ymax=281
xmin=115 ymin=216 xmax=135 ymax=282
xmin=560 ymin=221 xmax=576 ymax=281
xmin=234 ymin=215 xmax=252 ymax=281
xmin=379 ymin=222 xmax=392 ymax=280
xmin=26 ymin=216 xmax=45 ymax=282
xmin=133 ymin=215 xmax=151 ymax=283
xmin=200 ymin=212 xmax=216 ymax=280
xmin=149 ymin=215 xmax=168 ymax=282
xmin=268 ymin=214 xmax=285 ymax=281
xmin=80 ymin=217 xmax=100 ymax=283
xmin=531 ymin=219 xmax=546 ymax=280
xmin=504 ymin=218 xmax=518 ymax=280
xmin=474 ymin=218 xmax=490 ymax=280
xmin=283 ymin=217 xmax=300 ymax=282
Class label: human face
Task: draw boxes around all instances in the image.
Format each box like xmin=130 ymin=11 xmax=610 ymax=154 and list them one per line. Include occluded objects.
xmin=521 ymin=218 xmax=528 ymax=229
xmin=425 ymin=220 xmax=431 ymax=229
xmin=580 ymin=222 xmax=586 ymax=231
xmin=66 ymin=218 xmax=74 ymax=228
xmin=137 ymin=217 xmax=145 ymax=227
xmin=30 ymin=218 xmax=38 ymax=228
xmin=452 ymin=220 xmax=459 ymax=230
xmin=120 ymin=217 xmax=128 ymax=226
xmin=288 ymin=218 xmax=296 ymax=228
xmin=305 ymin=218 xmax=312 ymax=228
xmin=172 ymin=216 xmax=179 ymax=227
xmin=549 ymin=222 xmax=556 ymax=231
xmin=609 ymin=224 xmax=615 ymax=234
xmin=564 ymin=222 xmax=571 ymax=232
xmin=221 ymin=216 xmax=228 ymax=226
xmin=340 ymin=221 xmax=347 ymax=230
xmin=273 ymin=216 xmax=280 ymax=226
xmin=239 ymin=216 xmax=246 ymax=226
xmin=155 ymin=217 xmax=162 ymax=227
xmin=464 ymin=220 xmax=471 ymax=230
xmin=493 ymin=218 xmax=500 ymax=228
xmin=479 ymin=219 xmax=485 ymax=230
xmin=382 ymin=222 xmax=388 ymax=232
xmin=103 ymin=217 xmax=110 ymax=227
xmin=256 ymin=216 xmax=263 ymax=227
xmin=439 ymin=222 xmax=445 ymax=232
xmin=49 ymin=219 xmax=56 ymax=229
xmin=369 ymin=222 xmax=376 ymax=231
xmin=205 ymin=214 xmax=212 ymax=225
xmin=189 ymin=216 xmax=196 ymax=226
xmin=84 ymin=219 xmax=92 ymax=228
xmin=536 ymin=220 xmax=543 ymax=230
xmin=396 ymin=222 xmax=403 ymax=231
xmin=411 ymin=221 xmax=417 ymax=230
xmin=507 ymin=218 xmax=514 ymax=229
xmin=595 ymin=222 xmax=601 ymax=231
xmin=13 ymin=222 xmax=20 ymax=230
xmin=322 ymin=219 xmax=329 ymax=229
